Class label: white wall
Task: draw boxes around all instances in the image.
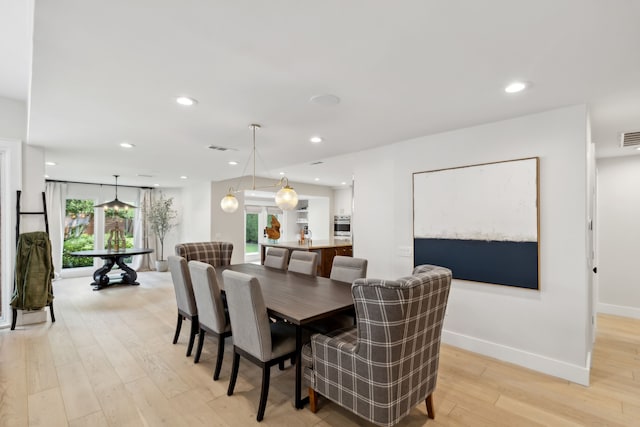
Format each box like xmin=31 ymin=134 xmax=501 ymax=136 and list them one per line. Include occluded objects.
xmin=596 ymin=156 xmax=640 ymax=319
xmin=19 ymin=145 xmax=45 ymax=233
xmin=0 ymin=97 xmax=27 ymax=141
xmin=180 ymin=181 xmax=212 ymax=244
xmin=349 ymin=105 xmax=591 ymax=384
xmin=307 ymin=198 xmax=330 ymax=240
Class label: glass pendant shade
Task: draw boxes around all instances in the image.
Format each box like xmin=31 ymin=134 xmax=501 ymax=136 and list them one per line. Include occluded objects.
xmin=220 ymin=193 xmax=239 ymax=213
xmin=220 ymin=124 xmax=299 ymax=213
xmin=275 ymin=185 xmax=298 ymax=210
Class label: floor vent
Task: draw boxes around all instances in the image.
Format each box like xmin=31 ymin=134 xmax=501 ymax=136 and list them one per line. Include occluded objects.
xmin=621 ymin=131 xmax=640 ymax=147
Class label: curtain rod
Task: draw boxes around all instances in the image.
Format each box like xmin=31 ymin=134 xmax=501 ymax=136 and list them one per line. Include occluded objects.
xmin=45 ymin=179 xmax=155 ymax=190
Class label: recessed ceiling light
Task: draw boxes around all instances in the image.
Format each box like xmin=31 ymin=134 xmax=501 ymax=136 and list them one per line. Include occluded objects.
xmin=176 ymin=96 xmax=197 ymax=106
xmin=228 ymin=161 xmax=238 ymax=166
xmin=153 ymin=183 xmax=160 ymax=187
xmin=45 ymin=161 xmax=56 ymax=166
xmin=279 ymin=172 xmax=285 ymax=175
xmin=120 ymin=142 xmax=135 ymax=148
xmin=314 ymin=178 xmax=320 ymax=181
xmin=309 ymin=94 xmax=341 ymax=106
xmin=635 ymin=147 xmax=640 ymax=151
xmin=310 ymin=136 xmax=323 ymax=143
xmin=44 ymin=174 xmax=49 ymax=178
xmin=180 ymin=175 xmax=188 ymax=179
xmin=504 ymin=81 xmax=528 ymax=93
xmin=341 ymin=182 xmax=346 ymax=185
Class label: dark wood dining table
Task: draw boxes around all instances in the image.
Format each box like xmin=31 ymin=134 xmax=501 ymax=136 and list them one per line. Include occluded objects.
xmin=214 ymin=263 xmax=354 ymax=409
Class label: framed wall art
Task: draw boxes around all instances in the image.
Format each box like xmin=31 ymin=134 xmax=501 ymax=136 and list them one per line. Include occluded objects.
xmin=413 ymin=157 xmax=539 ymax=289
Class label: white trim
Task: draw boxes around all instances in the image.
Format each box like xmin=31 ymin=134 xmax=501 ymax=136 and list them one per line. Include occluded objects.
xmin=0 ymin=138 xmax=22 ymax=327
xmin=442 ymin=329 xmax=591 ymax=386
xmin=597 ymin=302 xmax=640 ymax=320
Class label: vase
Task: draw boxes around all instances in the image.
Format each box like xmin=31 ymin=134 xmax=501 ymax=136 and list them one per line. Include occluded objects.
xmin=156 ymin=260 xmax=168 ymax=272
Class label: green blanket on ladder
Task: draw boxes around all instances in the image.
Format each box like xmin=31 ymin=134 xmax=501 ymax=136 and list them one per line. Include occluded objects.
xmin=10 ymin=231 xmax=54 ymax=310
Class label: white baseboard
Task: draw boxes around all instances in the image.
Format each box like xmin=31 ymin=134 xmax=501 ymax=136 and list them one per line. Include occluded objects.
xmin=597 ymin=302 xmax=640 ymax=319
xmin=442 ymin=329 xmax=590 ymax=386
xmin=16 ymin=309 xmax=47 ymax=326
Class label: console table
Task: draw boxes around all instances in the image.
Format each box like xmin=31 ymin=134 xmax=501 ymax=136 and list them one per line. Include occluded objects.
xmin=69 ymin=248 xmax=153 ymax=290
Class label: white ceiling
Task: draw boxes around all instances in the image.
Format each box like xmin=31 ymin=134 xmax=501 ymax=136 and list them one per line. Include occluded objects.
xmin=3 ymin=0 xmax=640 ymax=188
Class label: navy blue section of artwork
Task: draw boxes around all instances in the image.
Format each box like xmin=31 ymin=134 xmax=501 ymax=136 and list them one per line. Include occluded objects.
xmin=414 ymin=238 xmax=538 ymax=289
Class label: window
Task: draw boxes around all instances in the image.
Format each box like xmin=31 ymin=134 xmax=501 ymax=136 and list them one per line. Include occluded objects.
xmin=63 ymin=199 xmax=95 ymax=268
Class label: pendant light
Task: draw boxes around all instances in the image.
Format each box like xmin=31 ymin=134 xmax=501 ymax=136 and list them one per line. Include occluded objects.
xmin=220 ymin=124 xmax=298 ymax=213
xmin=95 ymin=175 xmax=137 ymax=210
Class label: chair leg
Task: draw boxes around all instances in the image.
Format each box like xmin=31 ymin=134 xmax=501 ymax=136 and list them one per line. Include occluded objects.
xmin=173 ymin=314 xmax=182 ymax=344
xmin=49 ymin=302 xmax=56 ymax=323
xmin=213 ymin=335 xmax=225 ymax=381
xmin=278 ymin=360 xmax=285 ymax=371
xmin=256 ymin=365 xmax=271 ymax=422
xmin=425 ymin=393 xmax=435 ymax=419
xmin=227 ymin=351 xmax=240 ymax=396
xmin=11 ymin=308 xmax=17 ymax=330
xmin=309 ymin=387 xmax=318 ymax=413
xmin=194 ymin=329 xmax=206 ymax=363
xmin=186 ymin=317 xmax=198 ymax=356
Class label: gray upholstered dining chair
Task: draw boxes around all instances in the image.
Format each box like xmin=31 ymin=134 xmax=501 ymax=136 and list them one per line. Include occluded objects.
xmin=287 ymin=250 xmax=319 ymax=276
xmin=168 ymin=255 xmax=199 ymax=357
xmin=308 ymin=255 xmax=369 ymax=333
xmin=303 ymin=264 xmax=452 ymax=426
xmin=330 ymin=256 xmax=368 ymax=283
xmin=188 ymin=261 xmax=232 ymax=381
xmin=223 ymin=270 xmax=298 ymax=422
xmin=263 ymin=247 xmax=289 ymax=270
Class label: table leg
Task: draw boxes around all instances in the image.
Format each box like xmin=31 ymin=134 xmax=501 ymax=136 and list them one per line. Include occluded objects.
xmin=92 ymin=258 xmax=115 ymax=290
xmin=115 ymin=255 xmax=139 ymax=285
xmin=295 ymin=325 xmax=302 ymax=408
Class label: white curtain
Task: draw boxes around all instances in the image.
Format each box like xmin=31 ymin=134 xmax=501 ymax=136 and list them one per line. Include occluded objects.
xmin=132 ymin=188 xmax=154 ymax=271
xmin=45 ymin=181 xmax=67 ymax=277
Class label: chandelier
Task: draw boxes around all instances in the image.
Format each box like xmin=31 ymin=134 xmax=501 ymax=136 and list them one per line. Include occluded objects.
xmin=220 ymin=124 xmax=298 ymax=213
xmin=95 ymin=175 xmax=136 ymax=210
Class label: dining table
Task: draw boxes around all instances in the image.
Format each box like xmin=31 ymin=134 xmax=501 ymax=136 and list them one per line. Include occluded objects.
xmin=214 ymin=263 xmax=354 ymax=409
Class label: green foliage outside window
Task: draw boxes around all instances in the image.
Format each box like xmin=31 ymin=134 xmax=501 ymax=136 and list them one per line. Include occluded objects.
xmin=62 ymin=234 xmax=134 ymax=268
xmin=246 ymin=214 xmax=258 ymax=243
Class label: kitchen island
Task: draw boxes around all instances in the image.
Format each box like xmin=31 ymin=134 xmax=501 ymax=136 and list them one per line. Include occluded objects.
xmin=260 ymin=239 xmax=352 ymax=278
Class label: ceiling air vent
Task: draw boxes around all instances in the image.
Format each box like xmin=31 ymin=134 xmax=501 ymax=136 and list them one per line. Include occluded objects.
xmin=620 ymin=131 xmax=640 ymax=148
xmin=208 ymin=145 xmax=236 ymax=151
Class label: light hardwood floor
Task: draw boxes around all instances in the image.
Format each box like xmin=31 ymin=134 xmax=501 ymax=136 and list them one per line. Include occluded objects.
xmin=1 ymin=272 xmax=639 ymax=426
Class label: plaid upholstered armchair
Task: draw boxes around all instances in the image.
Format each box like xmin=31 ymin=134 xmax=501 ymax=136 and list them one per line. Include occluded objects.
xmin=175 ymin=241 xmax=233 ymax=267
xmin=303 ymin=264 xmax=452 ymax=426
